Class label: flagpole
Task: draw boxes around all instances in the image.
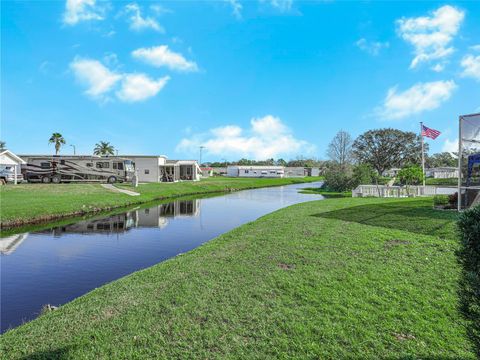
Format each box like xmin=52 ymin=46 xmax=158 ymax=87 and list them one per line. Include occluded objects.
xmin=420 ymin=122 xmax=426 ymax=187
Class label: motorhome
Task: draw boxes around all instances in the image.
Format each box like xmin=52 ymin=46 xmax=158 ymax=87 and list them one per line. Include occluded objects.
xmin=20 ymin=155 xmax=135 ymax=183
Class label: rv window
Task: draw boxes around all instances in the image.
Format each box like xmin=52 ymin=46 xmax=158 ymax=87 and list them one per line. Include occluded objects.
xmin=145 ymin=169 xmax=150 ymax=174
xmin=117 ymin=162 xmax=124 ymax=170
xmin=40 ymin=162 xmax=50 ymax=169
xmin=245 ymin=170 xmax=249 ymax=174
xmin=96 ymin=162 xmax=110 ymax=169
xmin=60 ymin=160 xmax=65 ymax=165
xmin=86 ymin=163 xmax=93 ymax=167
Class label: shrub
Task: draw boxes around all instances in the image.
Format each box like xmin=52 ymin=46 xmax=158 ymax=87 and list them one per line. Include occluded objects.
xmin=398 ymin=165 xmax=424 ymax=186
xmin=458 ymin=205 xmax=480 ymax=271
xmin=433 ymin=195 xmax=449 ymax=207
xmin=323 ymin=166 xmax=354 ymax=192
xmin=352 ymin=164 xmax=377 ymax=187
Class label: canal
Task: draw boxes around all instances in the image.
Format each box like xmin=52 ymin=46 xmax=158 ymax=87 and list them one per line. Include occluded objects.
xmin=0 ymin=182 xmax=323 ymax=333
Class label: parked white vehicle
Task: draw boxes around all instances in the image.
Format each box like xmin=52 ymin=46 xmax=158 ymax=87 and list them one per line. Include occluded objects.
xmin=0 ymin=165 xmax=24 ymax=184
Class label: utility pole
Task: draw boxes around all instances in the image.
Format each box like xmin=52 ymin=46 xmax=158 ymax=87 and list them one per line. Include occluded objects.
xmin=70 ymin=144 xmax=76 ymax=155
xmin=199 ymin=146 xmax=205 ymax=166
xmin=420 ymin=122 xmax=425 ymax=187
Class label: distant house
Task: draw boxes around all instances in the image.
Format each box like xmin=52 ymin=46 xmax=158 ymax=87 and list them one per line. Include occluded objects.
xmin=383 ymin=168 xmax=401 ymax=177
xmin=122 ymin=155 xmax=201 ymax=182
xmin=200 ymin=167 xmax=214 ymax=177
xmin=284 ymin=167 xmax=307 ymax=177
xmin=426 ymin=167 xmax=459 ymax=179
xmin=227 ymin=166 xmax=285 ymax=178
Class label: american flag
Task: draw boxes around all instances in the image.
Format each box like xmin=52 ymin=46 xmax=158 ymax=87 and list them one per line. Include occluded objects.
xmin=421 ymin=124 xmax=441 ymax=140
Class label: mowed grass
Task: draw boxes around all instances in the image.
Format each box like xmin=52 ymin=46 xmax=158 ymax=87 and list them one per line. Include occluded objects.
xmin=0 ymin=177 xmax=321 ymax=228
xmin=1 ymin=197 xmax=475 ymax=359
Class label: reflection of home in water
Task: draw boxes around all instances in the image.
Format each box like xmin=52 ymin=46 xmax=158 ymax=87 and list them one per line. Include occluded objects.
xmin=37 ymin=200 xmax=201 ymax=236
xmin=0 ymin=233 xmax=29 ymax=255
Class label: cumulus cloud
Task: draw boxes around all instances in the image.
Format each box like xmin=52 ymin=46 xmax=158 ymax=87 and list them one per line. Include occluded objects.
xmin=442 ymin=138 xmax=458 ymax=153
xmin=70 ymin=57 xmax=121 ymax=98
xmin=63 ymin=0 xmax=105 ymax=25
xmin=461 ymin=54 xmax=480 ymax=81
xmin=116 ymin=74 xmax=170 ymax=102
xmin=70 ymin=57 xmax=168 ymax=103
xmin=176 ymin=115 xmax=315 ymax=160
xmin=377 ymin=80 xmax=457 ymax=120
xmin=226 ymin=0 xmax=242 ymax=19
xmin=132 ymin=45 xmax=198 ymax=72
xmin=396 ymin=5 xmax=464 ymax=70
xmin=356 ymin=38 xmax=390 ymax=56
xmin=124 ymin=3 xmax=164 ymax=32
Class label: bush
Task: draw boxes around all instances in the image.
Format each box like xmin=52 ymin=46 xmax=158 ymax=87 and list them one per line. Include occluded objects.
xmin=323 ymin=166 xmax=354 ymax=192
xmin=352 ymin=164 xmax=377 ymax=187
xmin=433 ymin=195 xmax=449 ymax=207
xmin=458 ymin=205 xmax=480 ymax=271
xmin=398 ymin=165 xmax=424 ymax=186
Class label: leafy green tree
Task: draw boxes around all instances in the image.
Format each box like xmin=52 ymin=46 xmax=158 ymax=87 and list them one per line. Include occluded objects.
xmin=426 ymin=152 xmax=457 ymax=168
xmin=276 ymin=158 xmax=287 ymax=166
xmin=0 ymin=141 xmax=6 ymax=151
xmin=352 ymin=164 xmax=378 ymax=187
xmin=398 ymin=165 xmax=424 ymax=187
xmin=352 ymin=128 xmax=426 ymax=174
xmin=49 ymin=133 xmax=66 ymax=155
xmin=94 ymin=141 xmax=115 ymax=156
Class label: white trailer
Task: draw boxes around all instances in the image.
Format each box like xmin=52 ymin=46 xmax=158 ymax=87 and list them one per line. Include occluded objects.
xmin=227 ymin=166 xmax=285 ymax=178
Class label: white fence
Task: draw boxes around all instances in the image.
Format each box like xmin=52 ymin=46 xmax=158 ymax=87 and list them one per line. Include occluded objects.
xmin=352 ymin=185 xmax=441 ymax=198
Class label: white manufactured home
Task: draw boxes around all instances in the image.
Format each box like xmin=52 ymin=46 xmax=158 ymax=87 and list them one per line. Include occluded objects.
xmin=123 ymin=155 xmax=201 ymax=183
xmin=227 ymin=166 xmax=285 ymax=178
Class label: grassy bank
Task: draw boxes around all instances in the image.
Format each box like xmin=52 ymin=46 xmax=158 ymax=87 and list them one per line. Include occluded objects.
xmin=2 ymin=198 xmax=475 ymax=359
xmin=0 ymin=177 xmax=321 ymax=229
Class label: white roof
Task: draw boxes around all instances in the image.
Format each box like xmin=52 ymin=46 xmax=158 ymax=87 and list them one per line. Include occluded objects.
xmin=228 ymin=165 xmax=284 ymax=170
xmin=0 ymin=150 xmax=27 ymax=165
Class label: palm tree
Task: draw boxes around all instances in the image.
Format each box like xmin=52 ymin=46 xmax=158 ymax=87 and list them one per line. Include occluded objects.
xmin=0 ymin=141 xmax=6 ymax=151
xmin=49 ymin=133 xmax=66 ymax=155
xmin=93 ymin=141 xmax=115 ymax=156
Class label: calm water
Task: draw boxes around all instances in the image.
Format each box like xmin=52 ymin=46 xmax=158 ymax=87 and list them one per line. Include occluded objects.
xmin=0 ymin=182 xmax=323 ymax=333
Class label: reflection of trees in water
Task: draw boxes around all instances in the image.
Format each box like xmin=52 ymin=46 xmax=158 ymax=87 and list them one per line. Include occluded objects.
xmin=37 ymin=200 xmax=200 ymax=236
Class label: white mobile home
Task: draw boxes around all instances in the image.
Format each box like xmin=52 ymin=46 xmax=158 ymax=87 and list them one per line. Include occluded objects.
xmin=227 ymin=166 xmax=285 ymax=178
xmin=426 ymin=167 xmax=459 ymax=179
xmin=123 ymin=155 xmax=201 ymax=183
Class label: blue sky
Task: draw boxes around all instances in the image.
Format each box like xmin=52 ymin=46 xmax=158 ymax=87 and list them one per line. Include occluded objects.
xmin=2 ymin=0 xmax=479 ymax=161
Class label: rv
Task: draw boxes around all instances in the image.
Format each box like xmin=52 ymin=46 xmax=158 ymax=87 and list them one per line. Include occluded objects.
xmin=21 ymin=155 xmax=135 ymax=184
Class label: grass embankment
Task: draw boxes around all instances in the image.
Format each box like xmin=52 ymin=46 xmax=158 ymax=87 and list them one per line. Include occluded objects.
xmin=2 ymin=198 xmax=476 ymax=358
xmin=0 ymin=177 xmax=321 ymax=229
xmin=426 ymin=177 xmax=458 ymax=186
xmin=298 ymin=187 xmax=351 ymax=198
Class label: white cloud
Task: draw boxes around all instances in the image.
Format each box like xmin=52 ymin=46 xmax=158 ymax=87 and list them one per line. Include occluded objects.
xmin=442 ymin=138 xmax=458 ymax=153
xmin=396 ymin=5 xmax=464 ymax=70
xmin=70 ymin=57 xmax=121 ymax=98
xmin=116 ymin=74 xmax=170 ymax=102
xmin=356 ymin=38 xmax=390 ymax=56
xmin=176 ymin=115 xmax=315 ymax=160
xmin=63 ymin=0 xmax=105 ymax=25
xmin=470 ymin=44 xmax=480 ymax=52
xmin=263 ymin=0 xmax=293 ymax=12
xmin=461 ymin=54 xmax=480 ymax=81
xmin=70 ymin=57 xmax=168 ymax=103
xmin=226 ymin=0 xmax=242 ymax=19
xmin=132 ymin=45 xmax=198 ymax=72
xmin=124 ymin=3 xmax=164 ymax=32
xmin=377 ymin=80 xmax=457 ymax=120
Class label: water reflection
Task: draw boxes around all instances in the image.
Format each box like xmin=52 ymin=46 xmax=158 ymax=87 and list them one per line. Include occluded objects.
xmin=1 ymin=182 xmax=322 ymax=333
xmin=39 ymin=200 xmax=200 ymax=238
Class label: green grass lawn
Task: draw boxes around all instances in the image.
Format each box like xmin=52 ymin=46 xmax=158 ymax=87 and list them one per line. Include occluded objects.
xmin=0 ymin=177 xmax=321 ymax=228
xmin=2 ymin=197 xmax=476 ymax=359
xmin=425 ymin=177 xmax=458 ymax=186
